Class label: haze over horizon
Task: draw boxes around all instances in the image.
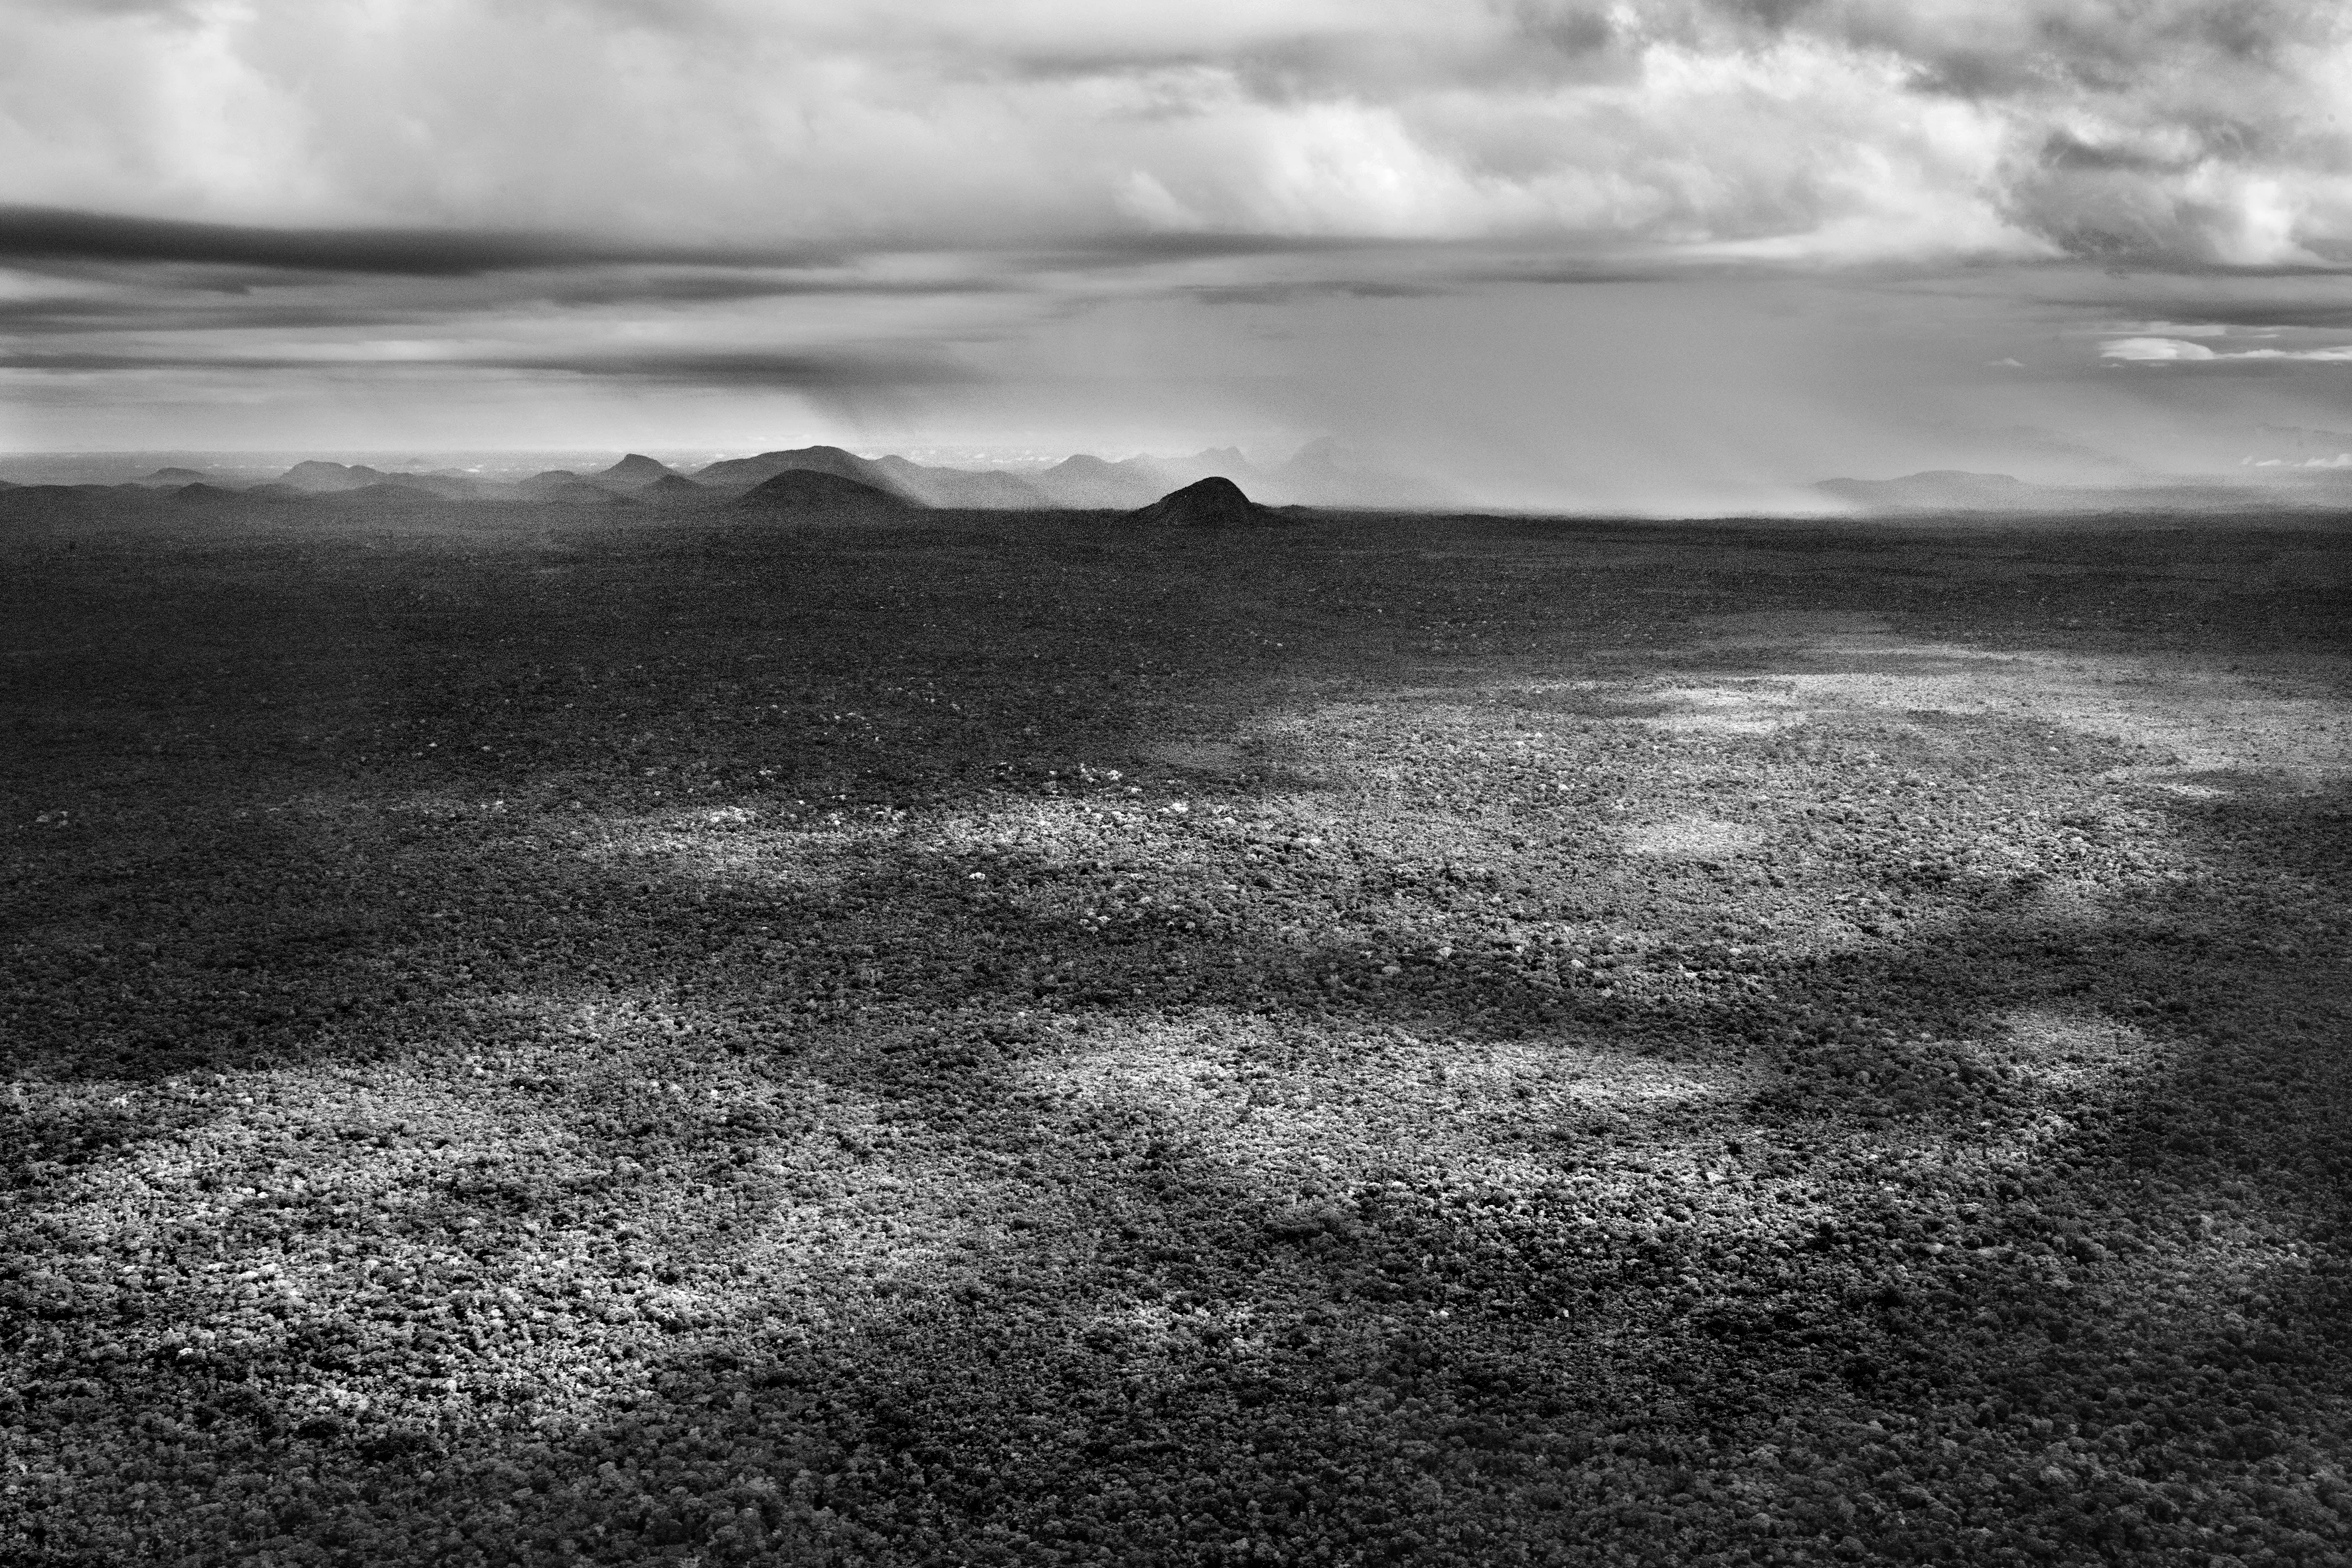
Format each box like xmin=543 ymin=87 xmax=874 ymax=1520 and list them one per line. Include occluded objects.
xmin=8 ymin=1 xmax=2352 ymax=511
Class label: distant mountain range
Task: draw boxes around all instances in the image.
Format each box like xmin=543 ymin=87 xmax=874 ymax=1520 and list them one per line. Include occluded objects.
xmin=275 ymin=459 xmax=499 ymax=500
xmin=25 ymin=453 xmax=2352 ymax=519
xmin=0 ymin=446 xmax=1374 ymax=520
xmin=678 ymin=439 xmax=1449 ymax=510
xmin=131 ymin=443 xmax=1435 ymax=510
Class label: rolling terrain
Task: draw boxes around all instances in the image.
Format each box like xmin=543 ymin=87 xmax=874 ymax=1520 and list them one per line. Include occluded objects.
xmin=3 ymin=493 xmax=2349 ymax=1567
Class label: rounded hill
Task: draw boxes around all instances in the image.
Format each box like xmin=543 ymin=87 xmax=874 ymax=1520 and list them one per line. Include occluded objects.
xmin=735 ymin=469 xmax=916 ymax=521
xmin=1131 ymin=475 xmax=1281 ymax=528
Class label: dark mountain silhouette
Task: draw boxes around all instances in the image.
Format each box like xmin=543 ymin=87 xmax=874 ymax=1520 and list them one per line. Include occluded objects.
xmin=694 ymin=445 xmax=1075 ymax=509
xmin=139 ymin=466 xmax=210 ymax=485
xmin=538 ymin=481 xmax=637 ymax=508
xmin=1041 ymin=454 xmax=1132 ymax=481
xmin=1131 ymin=475 xmax=1281 ymax=528
xmin=593 ymin=453 xmax=676 ymax=489
xmin=514 ymin=470 xmax=589 ymax=500
xmin=216 ymin=441 xmax=1454 ymax=512
xmin=320 ymin=483 xmax=441 ymax=507
xmin=281 ymin=460 xmax=390 ymax=492
xmin=0 ymin=484 xmax=126 ymax=515
xmin=275 ymin=461 xmax=496 ymax=499
xmin=735 ymin=469 xmax=915 ymax=520
xmin=392 ymin=472 xmax=493 ymax=500
xmin=698 ymin=443 xmax=1275 ymax=510
xmin=163 ymin=483 xmax=272 ymax=505
xmin=1019 ymin=441 xmax=1453 ymax=510
xmin=694 ymin=445 xmax=907 ymax=495
xmin=1024 ymin=449 xmax=1265 ymax=508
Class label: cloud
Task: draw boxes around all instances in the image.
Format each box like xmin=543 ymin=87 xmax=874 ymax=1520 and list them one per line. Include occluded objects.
xmin=2218 ymin=345 xmax=2352 ymax=360
xmin=2101 ymin=336 xmax=2219 ymax=360
xmin=1182 ymin=281 xmax=1448 ymax=306
xmin=2101 ymin=333 xmax=2352 ymax=362
xmin=472 ymin=349 xmax=986 ymax=388
xmin=1 ymin=1 xmax=2345 ymax=271
xmin=0 ymin=205 xmax=1062 ymax=408
xmin=8 ymin=1 xmax=2352 ymax=485
xmin=0 ymin=206 xmax=828 ymax=275
xmin=0 ymin=346 xmax=980 ymax=386
xmin=2146 ymin=303 xmax=2352 ymax=329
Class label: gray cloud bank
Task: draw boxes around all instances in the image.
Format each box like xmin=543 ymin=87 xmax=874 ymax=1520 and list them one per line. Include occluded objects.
xmin=0 ymin=206 xmax=832 ymax=276
xmin=7 ymin=1 xmax=2345 ymax=267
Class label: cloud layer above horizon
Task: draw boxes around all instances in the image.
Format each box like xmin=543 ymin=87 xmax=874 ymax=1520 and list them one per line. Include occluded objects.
xmin=6 ymin=0 xmax=2352 ymax=499
xmin=13 ymin=0 xmax=2352 ymax=264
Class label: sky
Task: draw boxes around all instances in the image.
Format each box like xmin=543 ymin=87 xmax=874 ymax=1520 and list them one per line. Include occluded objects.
xmin=5 ymin=0 xmax=2352 ymax=508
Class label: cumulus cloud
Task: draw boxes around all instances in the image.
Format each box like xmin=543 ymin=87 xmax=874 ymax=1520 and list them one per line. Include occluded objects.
xmin=2101 ymin=336 xmax=2221 ymax=360
xmin=2102 ymin=333 xmax=2352 ymax=361
xmin=7 ymin=1 xmax=2352 ymax=478
xmin=2212 ymin=345 xmax=2352 ymax=360
xmin=1 ymin=1 xmax=2345 ymax=268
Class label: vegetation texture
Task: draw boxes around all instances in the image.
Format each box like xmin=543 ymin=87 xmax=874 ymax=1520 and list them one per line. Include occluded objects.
xmin=3 ymin=497 xmax=2349 ymax=1567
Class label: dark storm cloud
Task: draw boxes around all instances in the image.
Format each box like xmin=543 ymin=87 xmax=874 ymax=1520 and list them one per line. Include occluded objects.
xmin=2130 ymin=302 xmax=2352 ymax=329
xmin=0 ymin=206 xmax=830 ymax=277
xmin=522 ymin=272 xmax=1014 ymax=306
xmin=1176 ymin=255 xmax=1683 ymax=304
xmin=0 ymin=296 xmax=431 ymax=334
xmin=11 ymin=2 xmax=2352 ymax=272
xmin=2102 ymin=354 xmax=2352 ymax=376
xmin=1466 ymin=260 xmax=1691 ymax=286
xmin=0 ymin=266 xmax=1014 ymax=340
xmin=0 ymin=345 xmax=980 ymax=390
xmin=0 ymin=214 xmax=1382 ymax=311
xmin=7 ymin=0 xmax=2352 ymax=475
xmin=986 ymin=15 xmax=1626 ymax=98
xmin=1040 ymin=233 xmax=1384 ymax=266
xmin=2046 ymin=277 xmax=2352 ymax=329
xmin=1184 ymin=281 xmax=1447 ymax=306
xmin=974 ymin=3 xmax=1674 ymax=97
xmin=476 ymin=349 xmax=986 ymax=388
xmin=1697 ymin=0 xmax=2338 ymax=95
